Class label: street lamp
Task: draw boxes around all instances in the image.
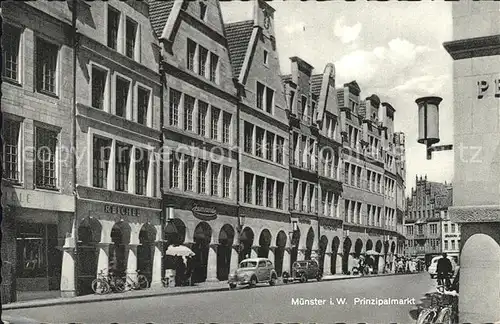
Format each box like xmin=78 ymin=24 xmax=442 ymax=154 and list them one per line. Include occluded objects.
xmin=416 ymin=96 xmax=453 ymax=160
xmin=237 ymin=213 xmax=246 ymax=233
xmin=166 ymin=205 xmax=174 ymax=222
xmin=288 ymin=220 xmax=298 ymax=243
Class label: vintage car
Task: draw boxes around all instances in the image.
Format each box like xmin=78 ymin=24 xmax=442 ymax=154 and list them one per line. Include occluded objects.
xmin=228 ymin=258 xmax=278 ymax=289
xmin=282 ymin=260 xmax=322 ymax=283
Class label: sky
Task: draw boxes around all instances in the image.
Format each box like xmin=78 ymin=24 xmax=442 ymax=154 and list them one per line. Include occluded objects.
xmin=220 ymin=1 xmax=454 ymax=195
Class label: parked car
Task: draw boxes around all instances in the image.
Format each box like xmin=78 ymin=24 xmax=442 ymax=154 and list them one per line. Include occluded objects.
xmin=428 ymin=256 xmax=458 ymax=278
xmin=228 ymin=258 xmax=277 ymax=289
xmin=282 ymin=260 xmax=322 ymax=284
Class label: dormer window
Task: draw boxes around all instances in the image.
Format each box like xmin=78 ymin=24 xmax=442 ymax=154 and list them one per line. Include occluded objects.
xmin=199 ymin=2 xmax=207 ymax=21
xmin=263 ymin=50 xmax=269 ymax=66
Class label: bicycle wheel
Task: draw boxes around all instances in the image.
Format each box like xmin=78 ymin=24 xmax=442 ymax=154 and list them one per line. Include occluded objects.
xmin=137 ymin=274 xmax=149 ymax=289
xmin=416 ymin=308 xmax=437 ymax=324
xmin=112 ymin=277 xmax=126 ymax=293
xmin=92 ymin=279 xmax=110 ymax=295
xmin=436 ymin=307 xmax=453 ymax=324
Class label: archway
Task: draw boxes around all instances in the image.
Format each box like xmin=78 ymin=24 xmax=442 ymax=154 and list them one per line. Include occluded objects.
xmin=354 ymin=239 xmax=363 ymax=258
xmin=305 ymin=227 xmax=315 ymax=260
xmin=366 ymin=239 xmax=373 ymax=252
xmin=239 ymin=227 xmax=254 ymax=262
xmin=217 ymin=224 xmax=235 ymax=281
xmin=375 ymin=240 xmax=383 ymax=274
xmin=331 ymin=236 xmax=340 ymax=274
xmin=342 ymin=237 xmax=352 ymax=274
xmin=258 ymin=229 xmax=272 ymax=258
xmin=383 ymin=241 xmax=390 ymax=273
xmin=77 ymin=217 xmax=101 ymax=295
xmin=391 ymin=241 xmax=396 ymax=254
xmin=365 ymin=239 xmax=375 ymax=271
xmin=318 ymin=236 xmax=328 ymax=274
xmin=290 ymin=228 xmax=301 ymax=272
xmin=164 ymin=219 xmax=186 ymax=247
xmin=275 ymin=231 xmax=287 ymax=276
xmin=138 ymin=223 xmax=156 ymax=284
xmin=110 ymin=221 xmax=131 ymax=276
xmin=192 ymin=222 xmax=212 ymax=283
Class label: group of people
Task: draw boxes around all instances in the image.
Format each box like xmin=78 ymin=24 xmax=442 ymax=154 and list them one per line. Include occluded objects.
xmin=396 ymin=257 xmax=425 ymax=273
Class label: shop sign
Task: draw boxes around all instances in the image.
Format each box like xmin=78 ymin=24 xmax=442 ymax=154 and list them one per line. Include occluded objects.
xmin=444 ymin=234 xmax=458 ymax=238
xmin=104 ymin=204 xmax=140 ymax=217
xmin=477 ymin=79 xmax=500 ymax=99
xmin=192 ymin=204 xmax=217 ymax=220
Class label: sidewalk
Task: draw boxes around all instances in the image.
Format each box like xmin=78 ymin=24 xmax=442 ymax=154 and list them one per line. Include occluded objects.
xmin=2 ymin=271 xmax=418 ymax=310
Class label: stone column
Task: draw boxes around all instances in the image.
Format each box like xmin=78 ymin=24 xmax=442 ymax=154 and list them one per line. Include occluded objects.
xmin=126 ymin=244 xmax=138 ymax=285
xmin=336 ymin=253 xmax=343 ymax=274
xmin=283 ymin=248 xmax=291 ymax=275
xmin=60 ymin=243 xmax=77 ymax=298
xmin=269 ymin=246 xmax=276 ymax=264
xmin=323 ymin=252 xmax=332 ymax=276
xmin=377 ymin=255 xmax=385 ymax=274
xmin=251 ymin=246 xmax=259 ymax=258
xmin=151 ymin=241 xmax=163 ymax=288
xmin=96 ymin=243 xmax=110 ymax=276
xmin=347 ymin=253 xmax=355 ymax=273
xmin=206 ymin=244 xmax=218 ymax=282
xmin=230 ymin=245 xmax=240 ymax=274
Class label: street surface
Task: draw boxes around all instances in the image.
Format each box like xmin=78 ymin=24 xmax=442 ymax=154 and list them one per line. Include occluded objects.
xmin=3 ymin=273 xmax=435 ymax=324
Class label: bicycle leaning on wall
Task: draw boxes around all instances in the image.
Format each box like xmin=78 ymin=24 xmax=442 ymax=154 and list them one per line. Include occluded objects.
xmin=416 ymin=285 xmax=458 ymax=324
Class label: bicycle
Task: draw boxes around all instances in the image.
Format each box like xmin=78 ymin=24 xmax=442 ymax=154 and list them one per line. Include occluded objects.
xmin=91 ymin=269 xmax=126 ymax=294
xmin=416 ymin=285 xmax=458 ymax=324
xmin=123 ymin=271 xmax=149 ymax=291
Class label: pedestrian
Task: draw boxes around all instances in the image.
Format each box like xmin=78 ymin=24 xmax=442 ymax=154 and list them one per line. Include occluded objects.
xmin=437 ymin=252 xmax=453 ymax=288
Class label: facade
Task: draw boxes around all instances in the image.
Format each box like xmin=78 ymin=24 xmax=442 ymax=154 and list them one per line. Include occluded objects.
xmin=404 ymin=177 xmax=452 ymax=266
xmin=443 ymin=1 xmax=500 ymax=322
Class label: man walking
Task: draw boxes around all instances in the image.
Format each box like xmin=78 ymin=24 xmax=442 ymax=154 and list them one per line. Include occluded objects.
xmin=437 ymin=252 xmax=453 ymax=288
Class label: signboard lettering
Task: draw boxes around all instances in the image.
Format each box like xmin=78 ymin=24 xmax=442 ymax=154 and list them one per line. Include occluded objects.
xmin=192 ymin=204 xmax=217 ymax=221
xmin=104 ymin=204 xmax=139 ymax=217
xmin=477 ymin=79 xmax=500 ymax=99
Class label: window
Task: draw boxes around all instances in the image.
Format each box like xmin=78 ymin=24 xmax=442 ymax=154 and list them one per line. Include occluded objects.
xmin=263 ymin=50 xmax=268 ymax=65
xmin=135 ymin=148 xmax=149 ymax=195
xmin=451 ymin=224 xmax=456 ymax=233
xmin=244 ymin=122 xmax=253 ymax=153
xmin=35 ymin=127 xmax=58 ymax=189
xmin=125 ymin=18 xmax=137 ymax=59
xmin=444 ymin=224 xmax=448 ymax=233
xmin=187 ymin=39 xmax=196 ymax=72
xmin=222 ymin=166 xmax=231 ymax=198
xmin=92 ymin=136 xmax=111 ymax=189
xmin=199 ymin=2 xmax=207 ymax=20
xmin=256 ymin=176 xmax=264 ymax=206
xmin=311 ymin=101 xmax=316 ymax=121
xmin=255 ymin=128 xmax=264 ymax=158
xmin=209 ymin=53 xmax=218 ymax=82
xmin=184 ymin=95 xmax=195 ymax=132
xmin=276 ymin=136 xmax=284 ymax=164
xmin=444 ymin=240 xmax=449 ymax=250
xmin=184 ymin=157 xmax=194 ymax=191
xmin=266 ymin=179 xmax=274 ymax=208
xmin=211 ymin=107 xmax=220 ymax=140
xmin=266 ymin=132 xmax=274 ymax=160
xmin=115 ymin=143 xmax=131 ymax=192
xmin=289 ymin=91 xmax=295 ymax=112
xmin=244 ymin=173 xmax=253 ymax=204
xmin=169 ymin=89 xmax=181 ymax=126
xmin=198 ymin=101 xmax=208 ymax=136
xmin=3 ymin=119 xmax=21 ymax=182
xmin=170 ymin=154 xmax=180 ymax=189
xmin=91 ymin=67 xmax=107 ymax=110
xmin=198 ymin=46 xmax=208 ymax=77
xmin=2 ymin=24 xmax=21 ymax=81
xmin=266 ymin=87 xmax=274 ymax=114
xmin=344 ymin=163 xmax=349 ymax=183
xmin=276 ymin=182 xmax=284 ymax=209
xmin=107 ymin=7 xmax=120 ymax=50
xmin=451 ymin=240 xmax=455 ymax=250
xmin=36 ymin=38 xmax=58 ymax=94
xmin=256 ymin=82 xmax=265 ymax=110
xmin=115 ymin=77 xmax=130 ymax=118
xmin=137 ymin=87 xmax=150 ymax=126
xmin=301 ymin=95 xmax=308 ymax=121
xmin=222 ymin=112 xmax=231 ymax=144
xmin=197 ymin=160 xmax=207 ymax=194
xmin=211 ymin=163 xmax=220 ymax=196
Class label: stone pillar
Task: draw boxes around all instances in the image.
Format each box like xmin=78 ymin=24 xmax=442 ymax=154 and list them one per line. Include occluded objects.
xmin=347 ymin=253 xmax=355 ymax=273
xmin=336 ymin=253 xmax=342 ymax=274
xmin=269 ymin=246 xmax=276 ymax=265
xmin=323 ymin=253 xmax=332 ymax=276
xmin=206 ymin=244 xmax=218 ymax=282
xmin=96 ymin=243 xmax=110 ymax=276
xmin=283 ymin=248 xmax=291 ymax=275
xmin=230 ymin=245 xmax=239 ymax=274
xmin=126 ymin=244 xmax=138 ymax=285
xmin=151 ymin=241 xmax=163 ymax=288
xmin=60 ymin=242 xmax=77 ymax=298
xmin=251 ymin=246 xmax=259 ymax=258
xmin=377 ymin=255 xmax=384 ymax=274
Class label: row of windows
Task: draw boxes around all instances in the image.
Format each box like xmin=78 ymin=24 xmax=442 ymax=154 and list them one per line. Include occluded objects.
xmin=187 ymin=38 xmax=219 ymax=84
xmin=243 ymin=122 xmax=285 ymax=164
xmin=300 ymin=94 xmax=316 ymax=124
xmin=92 ymin=136 xmax=153 ymax=196
xmin=444 ymin=239 xmax=460 ymax=250
xmin=444 ymin=223 xmax=459 ymax=233
xmin=170 ymin=154 xmax=231 ymax=199
xmin=321 ymin=150 xmax=339 ymax=180
xmin=243 ymin=172 xmax=284 ymax=210
xmin=384 ymin=177 xmax=396 ymax=199
xmin=256 ymin=81 xmax=275 ymax=114
xmin=292 ymin=132 xmax=317 ymax=171
xmin=321 ymin=191 xmax=340 ymax=218
xmin=169 ymin=89 xmax=232 ymax=144
xmin=107 ymin=6 xmax=139 ymax=60
xmin=322 ymin=115 xmax=338 ymax=141
xmin=292 ymin=180 xmax=317 ymax=213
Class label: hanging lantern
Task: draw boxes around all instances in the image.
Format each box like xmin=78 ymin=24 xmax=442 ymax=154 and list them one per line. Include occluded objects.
xmin=416 ymin=96 xmax=442 ymax=145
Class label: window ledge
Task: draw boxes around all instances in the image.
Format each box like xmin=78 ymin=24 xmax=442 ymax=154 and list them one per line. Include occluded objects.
xmin=2 ymin=77 xmax=22 ymax=88
xmin=34 ymin=186 xmax=61 ymax=193
xmin=36 ymin=89 xmax=59 ymax=99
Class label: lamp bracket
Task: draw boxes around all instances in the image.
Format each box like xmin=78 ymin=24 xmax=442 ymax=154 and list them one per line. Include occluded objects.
xmin=426 ymin=143 xmax=453 ymax=160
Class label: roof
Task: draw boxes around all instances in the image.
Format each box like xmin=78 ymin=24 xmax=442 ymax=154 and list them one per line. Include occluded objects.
xmin=149 ymin=0 xmax=175 ymax=39
xmin=240 ymin=257 xmax=270 ymax=262
xmin=225 ymin=20 xmax=254 ymax=78
xmin=311 ymin=74 xmax=323 ymax=96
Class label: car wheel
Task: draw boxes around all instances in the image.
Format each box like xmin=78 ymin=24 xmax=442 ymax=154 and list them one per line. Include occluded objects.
xmin=229 ymin=283 xmax=236 ymax=289
xmin=317 ymin=275 xmax=322 ymax=282
xmin=249 ymin=276 xmax=257 ymax=288
xmin=269 ymin=275 xmax=276 ymax=286
xmin=300 ymin=274 xmax=307 ymax=283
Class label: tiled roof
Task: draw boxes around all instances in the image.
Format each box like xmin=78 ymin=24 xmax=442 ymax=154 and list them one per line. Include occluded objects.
xmin=311 ymin=74 xmax=323 ymax=96
xmin=225 ymin=20 xmax=254 ymax=78
xmin=149 ymin=0 xmax=175 ymax=39
xmin=336 ymin=89 xmax=345 ymax=108
xmin=358 ymin=101 xmax=367 ymax=118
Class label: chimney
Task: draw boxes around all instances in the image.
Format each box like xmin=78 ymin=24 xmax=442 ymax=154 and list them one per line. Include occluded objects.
xmin=290 ymin=56 xmax=314 ymax=84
